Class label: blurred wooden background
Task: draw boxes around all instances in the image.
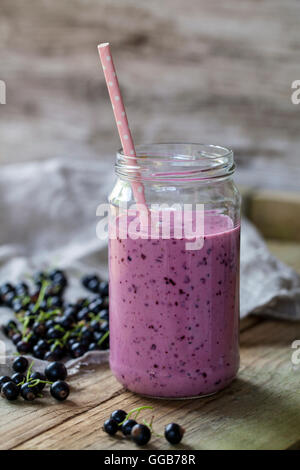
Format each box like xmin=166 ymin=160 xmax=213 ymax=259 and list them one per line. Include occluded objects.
xmin=0 ymin=0 xmax=300 ymax=190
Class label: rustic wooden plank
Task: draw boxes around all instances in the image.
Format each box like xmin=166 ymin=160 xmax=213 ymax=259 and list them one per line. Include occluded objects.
xmin=1 ymin=0 xmax=300 ymax=194
xmin=1 ymin=240 xmax=297 ymax=450
xmin=249 ymin=190 xmax=300 ymax=242
xmin=0 ymin=235 xmax=297 ymax=451
xmin=0 ymin=364 xmax=123 ymax=450
xmin=240 ymin=186 xmax=300 ymax=243
xmin=0 ymin=316 xmax=260 ymax=450
xmin=240 ymin=315 xmax=263 ymax=332
xmin=266 ymin=240 xmax=300 ymax=274
xmin=13 ymin=319 xmax=300 ymax=450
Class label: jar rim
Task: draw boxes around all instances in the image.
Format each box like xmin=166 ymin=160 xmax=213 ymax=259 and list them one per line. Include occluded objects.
xmin=116 ymin=142 xmax=235 ymax=182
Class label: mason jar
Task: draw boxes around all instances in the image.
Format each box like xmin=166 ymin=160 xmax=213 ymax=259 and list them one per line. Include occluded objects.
xmin=108 ymin=143 xmax=241 ymax=398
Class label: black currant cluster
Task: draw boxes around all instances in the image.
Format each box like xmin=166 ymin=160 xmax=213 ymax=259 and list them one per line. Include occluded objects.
xmin=0 ymin=357 xmax=70 ymax=402
xmin=1 ymin=271 xmax=109 ymax=361
xmin=104 ymin=408 xmax=185 ymax=446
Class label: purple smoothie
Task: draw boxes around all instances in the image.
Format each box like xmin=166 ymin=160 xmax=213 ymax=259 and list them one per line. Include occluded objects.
xmin=109 ymin=212 xmax=240 ymax=398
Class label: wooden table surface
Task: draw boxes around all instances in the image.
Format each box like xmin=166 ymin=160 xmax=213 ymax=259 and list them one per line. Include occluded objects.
xmin=0 ymin=242 xmax=299 ymax=451
xmin=1 ymin=0 xmax=300 ymax=193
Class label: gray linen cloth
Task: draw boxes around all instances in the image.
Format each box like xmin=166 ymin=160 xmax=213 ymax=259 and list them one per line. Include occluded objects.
xmin=0 ymin=158 xmax=299 ymax=373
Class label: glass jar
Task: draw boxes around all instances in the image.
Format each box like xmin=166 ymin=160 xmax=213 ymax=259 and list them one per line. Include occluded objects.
xmin=108 ymin=143 xmax=241 ymax=398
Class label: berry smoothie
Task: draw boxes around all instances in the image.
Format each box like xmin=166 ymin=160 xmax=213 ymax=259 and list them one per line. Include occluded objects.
xmin=109 ymin=212 xmax=240 ymax=398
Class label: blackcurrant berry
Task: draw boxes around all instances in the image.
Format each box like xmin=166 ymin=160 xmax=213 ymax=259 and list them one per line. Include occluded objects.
xmin=100 ymin=320 xmax=109 ymax=332
xmin=90 ymin=319 xmax=101 ymax=332
xmin=13 ymin=356 xmax=28 ymax=373
xmin=2 ymin=320 xmax=18 ymax=337
xmin=99 ymin=281 xmax=109 ymax=297
xmin=67 ymin=338 xmax=77 ymax=350
xmin=12 ymin=333 xmax=22 ymax=345
xmin=0 ymin=283 xmax=15 ymax=296
xmin=11 ymin=373 xmax=25 ymax=385
xmin=45 ymin=319 xmax=56 ymax=330
xmin=45 ymin=362 xmax=67 ymax=382
xmin=70 ymin=342 xmax=86 ymax=358
xmin=12 ymin=299 xmax=24 ymax=313
xmin=3 ymin=291 xmax=16 ymax=307
xmin=164 ymin=423 xmax=185 ymax=444
xmin=15 ymin=282 xmax=29 ymax=296
xmin=80 ymin=326 xmax=93 ymax=343
xmin=88 ymin=298 xmax=103 ymax=314
xmin=0 ymin=376 xmax=12 ymax=390
xmin=87 ymin=278 xmax=100 ymax=293
xmin=30 ymin=372 xmax=47 ymax=391
xmin=76 ymin=297 xmax=89 ymax=309
xmin=103 ymin=418 xmax=119 ymax=435
xmin=20 ymin=382 xmax=37 ymax=401
xmin=33 ymin=321 xmax=46 ymax=337
xmin=121 ymin=419 xmax=137 ymax=436
xmin=1 ymin=381 xmax=19 ymax=400
xmin=37 ymin=338 xmax=48 ymax=348
xmin=47 ymin=296 xmax=63 ymax=308
xmin=28 ymin=333 xmax=39 ymax=347
xmin=33 ymin=344 xmax=46 ymax=359
xmin=50 ymin=381 xmax=70 ymax=401
xmin=44 ymin=350 xmax=62 ymax=362
xmin=102 ymin=296 xmax=109 ymax=309
xmin=88 ymin=342 xmax=100 ymax=351
xmin=46 ymin=326 xmax=64 ymax=340
xmin=111 ymin=409 xmax=127 ymax=424
xmin=131 ymin=424 xmax=151 ymax=446
xmin=81 ymin=274 xmax=98 ymax=289
xmin=64 ymin=305 xmax=78 ymax=318
xmin=16 ymin=340 xmax=32 ymax=354
xmin=82 ymin=274 xmax=93 ymax=287
xmin=57 ymin=315 xmax=74 ymax=329
xmin=76 ymin=307 xmax=91 ymax=322
xmin=99 ymin=309 xmax=109 ymax=321
xmin=93 ymin=331 xmax=103 ymax=342
xmin=49 ymin=269 xmax=67 ymax=284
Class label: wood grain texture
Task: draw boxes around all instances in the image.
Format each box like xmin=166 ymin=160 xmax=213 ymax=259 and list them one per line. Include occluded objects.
xmin=10 ymin=319 xmax=300 ymax=450
xmin=267 ymin=240 xmax=300 ymax=273
xmin=250 ymin=191 xmax=300 ymax=242
xmin=0 ymin=0 xmax=300 ymax=191
xmin=240 ymin=186 xmax=300 ymax=242
xmin=0 ymin=242 xmax=298 ymax=450
xmin=0 ymin=364 xmax=123 ymax=450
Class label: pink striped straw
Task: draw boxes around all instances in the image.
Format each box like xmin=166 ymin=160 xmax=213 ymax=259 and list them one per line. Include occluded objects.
xmin=97 ymin=43 xmax=147 ymax=208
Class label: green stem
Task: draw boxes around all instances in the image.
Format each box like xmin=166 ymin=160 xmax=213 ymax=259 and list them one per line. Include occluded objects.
xmin=97 ymin=330 xmax=109 ymax=347
xmin=33 ymin=280 xmax=50 ymax=313
xmin=143 ymin=417 xmax=164 ymax=438
xmin=22 ymin=295 xmax=31 ymax=306
xmin=119 ymin=405 xmax=154 ymax=426
xmin=21 ymin=316 xmax=33 ymax=337
xmin=37 ymin=309 xmax=61 ymax=323
xmin=50 ymin=339 xmax=64 ymax=351
xmin=54 ymin=324 xmax=65 ymax=333
xmin=23 ymin=331 xmax=33 ymax=342
xmin=28 ymin=379 xmax=53 ymax=388
xmin=26 ymin=361 xmax=34 ymax=382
